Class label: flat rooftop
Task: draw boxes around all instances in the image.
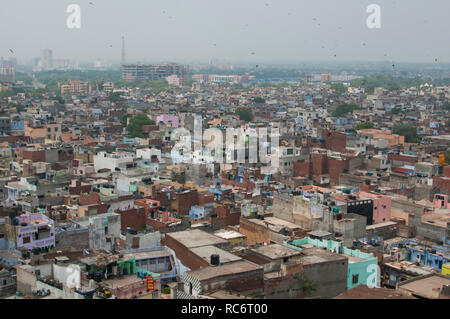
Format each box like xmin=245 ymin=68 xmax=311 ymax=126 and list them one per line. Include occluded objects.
xmin=366 ymin=221 xmax=398 ymax=230
xmin=104 ymin=275 xmax=144 ymax=289
xmin=122 ymin=249 xmax=170 ymax=261
xmin=300 ymin=247 xmax=347 ymax=264
xmin=384 ymin=261 xmax=435 ymax=276
xmin=166 ymin=229 xmax=228 ymax=248
xmin=334 ymin=285 xmax=415 ymax=299
xmin=399 ymin=274 xmax=450 ymax=299
xmin=213 ymin=229 xmax=246 ymax=240
xmin=187 ymin=260 xmax=262 ymax=281
xmin=247 ymin=216 xmax=302 ymax=231
xmin=263 ymin=216 xmax=303 ymax=230
xmin=343 ymin=254 xmax=366 ymax=264
xmin=190 ymin=245 xmax=242 ymax=264
xmin=251 ymin=244 xmax=301 ymax=260
xmin=202 ymin=289 xmax=249 ymax=299
xmin=308 ymin=230 xmax=333 ymax=238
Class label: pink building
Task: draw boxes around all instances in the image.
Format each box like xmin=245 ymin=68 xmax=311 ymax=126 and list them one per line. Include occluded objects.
xmin=360 ymin=191 xmax=392 ymax=224
xmin=165 ymin=74 xmax=182 ymax=86
xmin=434 ymin=194 xmax=449 ymax=209
xmin=156 ymin=115 xmax=179 ymax=128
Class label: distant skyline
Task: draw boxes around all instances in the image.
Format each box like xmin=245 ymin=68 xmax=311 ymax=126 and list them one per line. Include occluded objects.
xmin=1 ymin=0 xmax=450 ymax=65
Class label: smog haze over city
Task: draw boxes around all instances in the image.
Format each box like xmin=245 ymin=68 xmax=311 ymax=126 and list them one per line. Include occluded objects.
xmin=1 ymin=0 xmax=450 ymax=65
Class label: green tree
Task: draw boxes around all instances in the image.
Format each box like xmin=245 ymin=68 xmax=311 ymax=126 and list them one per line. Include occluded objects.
xmin=236 ymin=107 xmax=253 ymax=122
xmin=393 ymin=125 xmax=419 ymax=143
xmin=391 ymin=107 xmax=404 ymax=115
xmin=127 ymin=114 xmax=155 ymax=138
xmin=354 ymin=122 xmax=374 ymax=130
xmin=14 ymin=72 xmax=33 ymax=85
xmin=121 ymin=78 xmax=169 ymax=93
xmin=120 ymin=114 xmax=131 ymax=126
xmin=293 ymin=272 xmax=316 ymax=298
xmin=183 ymin=80 xmax=194 ymax=87
xmin=350 ymin=75 xmax=426 ymax=94
xmin=332 ymin=103 xmax=361 ymax=117
xmin=443 ymin=101 xmax=450 ymax=111
xmin=0 ymin=89 xmax=14 ymax=98
xmin=108 ymin=92 xmax=123 ymax=102
xmin=330 ymin=82 xmax=346 ymax=94
xmin=15 ymin=104 xmax=26 ymax=113
xmin=253 ymin=97 xmax=266 ymax=104
xmin=55 ymin=95 xmax=65 ymax=104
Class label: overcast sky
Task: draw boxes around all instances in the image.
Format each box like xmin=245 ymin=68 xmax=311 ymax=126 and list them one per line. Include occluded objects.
xmin=1 ymin=0 xmax=449 ymax=65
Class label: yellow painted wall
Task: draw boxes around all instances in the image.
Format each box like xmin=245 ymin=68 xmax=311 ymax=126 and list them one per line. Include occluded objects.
xmin=442 ymin=263 xmax=450 ymax=276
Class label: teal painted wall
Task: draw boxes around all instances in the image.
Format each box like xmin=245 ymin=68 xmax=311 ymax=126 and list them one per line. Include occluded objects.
xmin=284 ymin=237 xmax=379 ymax=290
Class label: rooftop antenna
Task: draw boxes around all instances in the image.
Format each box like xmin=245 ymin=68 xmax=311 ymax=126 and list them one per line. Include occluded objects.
xmin=121 ymin=36 xmax=126 ymax=66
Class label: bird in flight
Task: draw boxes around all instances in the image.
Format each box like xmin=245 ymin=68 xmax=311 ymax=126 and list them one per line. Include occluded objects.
xmin=89 ymin=1 xmax=94 ymax=6
xmin=9 ymin=49 xmax=14 ymax=54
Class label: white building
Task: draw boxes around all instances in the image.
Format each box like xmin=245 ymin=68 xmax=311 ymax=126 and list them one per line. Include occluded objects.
xmin=93 ymin=151 xmax=134 ymax=172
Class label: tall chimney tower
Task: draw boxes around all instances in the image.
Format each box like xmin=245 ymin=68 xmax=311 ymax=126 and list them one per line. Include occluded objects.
xmin=121 ymin=36 xmax=126 ymax=66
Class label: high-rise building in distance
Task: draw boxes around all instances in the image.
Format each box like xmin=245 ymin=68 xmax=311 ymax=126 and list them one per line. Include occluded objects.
xmin=0 ymin=58 xmax=15 ymax=83
xmin=122 ymin=63 xmax=189 ymax=83
xmin=41 ymin=49 xmax=53 ymax=70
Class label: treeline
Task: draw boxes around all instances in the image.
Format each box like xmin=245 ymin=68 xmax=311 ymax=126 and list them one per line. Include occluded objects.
xmin=332 ymin=103 xmax=361 ymax=117
xmin=114 ymin=78 xmax=170 ymax=93
xmin=350 ymin=75 xmax=450 ymax=94
xmin=35 ymin=70 xmax=122 ymax=92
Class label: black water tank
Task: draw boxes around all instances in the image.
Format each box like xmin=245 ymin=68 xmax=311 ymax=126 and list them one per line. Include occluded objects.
xmin=211 ymin=254 xmax=220 ymax=266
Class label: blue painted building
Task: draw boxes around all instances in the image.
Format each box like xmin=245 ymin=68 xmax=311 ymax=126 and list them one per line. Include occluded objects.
xmin=388 ymin=239 xmax=449 ymax=271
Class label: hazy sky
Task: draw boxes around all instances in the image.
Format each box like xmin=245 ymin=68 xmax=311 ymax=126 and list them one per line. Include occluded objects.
xmin=1 ymin=0 xmax=449 ymax=64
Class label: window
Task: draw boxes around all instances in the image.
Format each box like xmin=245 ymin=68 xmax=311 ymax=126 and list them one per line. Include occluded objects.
xmin=352 ymin=274 xmax=359 ymax=284
xmin=23 ymin=236 xmax=31 ymax=244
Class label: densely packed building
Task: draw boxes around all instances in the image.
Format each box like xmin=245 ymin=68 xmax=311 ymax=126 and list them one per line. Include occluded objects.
xmin=0 ymin=72 xmax=449 ymax=300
